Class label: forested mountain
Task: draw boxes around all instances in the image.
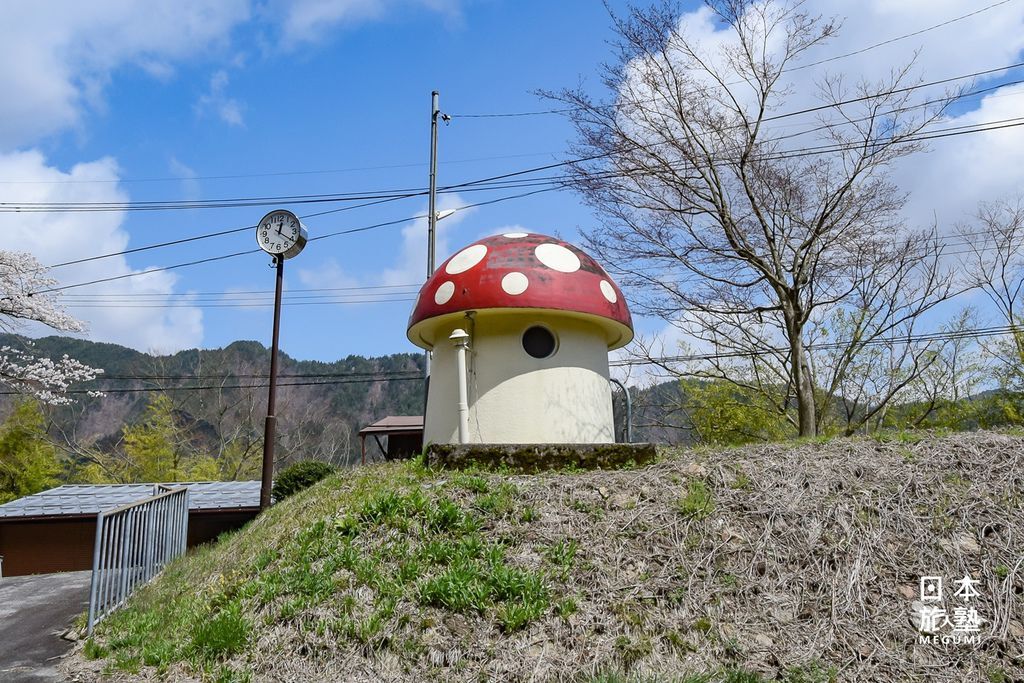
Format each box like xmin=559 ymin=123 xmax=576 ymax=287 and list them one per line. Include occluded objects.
xmin=0 ymin=333 xmax=702 ymax=485
xmin=0 ymin=334 xmax=427 ymax=473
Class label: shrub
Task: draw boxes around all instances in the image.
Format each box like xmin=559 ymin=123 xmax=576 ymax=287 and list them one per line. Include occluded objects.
xmin=272 ymin=460 xmax=337 ymax=501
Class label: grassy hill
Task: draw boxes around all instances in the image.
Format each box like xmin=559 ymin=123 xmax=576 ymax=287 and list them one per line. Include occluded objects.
xmin=64 ymin=430 xmax=1024 ymax=682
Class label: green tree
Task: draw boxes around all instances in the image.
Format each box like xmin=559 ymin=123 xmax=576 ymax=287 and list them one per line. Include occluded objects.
xmin=123 ymin=394 xmax=186 ymax=482
xmin=683 ymin=379 xmax=791 ymax=446
xmin=0 ymin=401 xmax=60 ymax=503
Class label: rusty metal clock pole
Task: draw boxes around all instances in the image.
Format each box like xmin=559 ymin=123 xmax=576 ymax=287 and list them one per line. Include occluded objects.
xmin=260 ymin=254 xmax=285 ymax=510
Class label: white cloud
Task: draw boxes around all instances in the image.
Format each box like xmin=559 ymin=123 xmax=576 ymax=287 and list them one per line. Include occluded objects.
xmin=297 ymin=257 xmax=360 ymax=290
xmin=0 ymin=150 xmax=203 ymax=353
xmin=0 ymin=1 xmax=250 ymax=148
xmin=269 ymin=0 xmax=463 ymax=46
xmin=379 ymin=194 xmax=474 ymax=287
xmin=195 ymin=70 xmax=245 ymax=127
xmin=673 ymin=1 xmax=1024 ymax=235
xmin=168 ymin=157 xmax=201 ymax=201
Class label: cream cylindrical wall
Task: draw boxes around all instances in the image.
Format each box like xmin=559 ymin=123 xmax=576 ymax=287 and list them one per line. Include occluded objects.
xmin=424 ymin=312 xmax=615 ymax=444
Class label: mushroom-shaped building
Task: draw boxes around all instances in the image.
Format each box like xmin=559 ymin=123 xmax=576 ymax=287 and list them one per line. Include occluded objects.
xmin=408 ymin=232 xmax=633 ymax=444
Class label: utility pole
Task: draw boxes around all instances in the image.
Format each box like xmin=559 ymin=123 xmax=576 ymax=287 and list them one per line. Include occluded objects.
xmin=428 ymin=90 xmax=440 ymax=278
xmin=423 ymin=90 xmax=441 ymax=408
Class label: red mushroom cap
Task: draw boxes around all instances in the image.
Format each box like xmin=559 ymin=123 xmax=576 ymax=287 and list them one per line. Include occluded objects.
xmin=407 ymin=232 xmax=633 ymax=350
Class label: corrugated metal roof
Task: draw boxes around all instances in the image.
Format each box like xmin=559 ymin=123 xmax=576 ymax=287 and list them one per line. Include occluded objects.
xmin=0 ymin=481 xmax=261 ymax=519
xmin=359 ymin=415 xmax=424 ymax=435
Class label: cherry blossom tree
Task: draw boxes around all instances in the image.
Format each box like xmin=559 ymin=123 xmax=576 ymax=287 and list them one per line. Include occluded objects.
xmin=0 ymin=251 xmax=102 ymax=404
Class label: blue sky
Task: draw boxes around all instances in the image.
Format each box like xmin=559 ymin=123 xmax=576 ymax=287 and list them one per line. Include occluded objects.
xmin=4 ymin=0 xmax=1024 ymax=365
xmin=4 ymin=1 xmax=646 ymax=360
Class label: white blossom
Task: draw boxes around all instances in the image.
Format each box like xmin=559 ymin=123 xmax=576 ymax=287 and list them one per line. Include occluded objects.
xmin=0 ymin=250 xmax=103 ymax=404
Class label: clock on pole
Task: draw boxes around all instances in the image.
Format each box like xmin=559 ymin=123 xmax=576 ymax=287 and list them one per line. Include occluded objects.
xmin=257 ymin=209 xmax=307 ymax=510
xmin=256 ymin=209 xmax=307 ymax=259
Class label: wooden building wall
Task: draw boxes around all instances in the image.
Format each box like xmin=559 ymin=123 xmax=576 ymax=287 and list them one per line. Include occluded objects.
xmin=0 ymin=509 xmax=259 ymax=577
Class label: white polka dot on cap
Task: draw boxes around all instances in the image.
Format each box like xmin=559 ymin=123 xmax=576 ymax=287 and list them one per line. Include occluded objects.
xmin=434 ymin=281 xmax=455 ymax=305
xmin=600 ymin=280 xmax=617 ymax=303
xmin=501 ymin=272 xmax=529 ymax=295
xmin=503 ymin=232 xmax=528 ymax=238
xmin=445 ymin=244 xmax=488 ymax=274
xmin=535 ymin=243 xmax=580 ymax=273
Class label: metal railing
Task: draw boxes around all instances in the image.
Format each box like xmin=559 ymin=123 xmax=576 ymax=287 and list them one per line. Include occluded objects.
xmin=86 ymin=485 xmax=190 ymax=635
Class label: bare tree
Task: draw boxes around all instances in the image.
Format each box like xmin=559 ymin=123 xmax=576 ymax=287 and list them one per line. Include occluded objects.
xmin=549 ymin=0 xmax=956 ymax=436
xmin=898 ymin=309 xmax=986 ymax=428
xmin=957 ymin=197 xmax=1024 ymax=389
xmin=810 ymin=230 xmax=955 ymax=434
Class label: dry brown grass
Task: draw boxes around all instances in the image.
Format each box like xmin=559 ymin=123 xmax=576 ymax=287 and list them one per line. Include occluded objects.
xmin=64 ymin=430 xmax=1024 ymax=682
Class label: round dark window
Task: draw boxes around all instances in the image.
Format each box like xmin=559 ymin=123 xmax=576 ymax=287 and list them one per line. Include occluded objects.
xmin=522 ymin=325 xmax=557 ymax=359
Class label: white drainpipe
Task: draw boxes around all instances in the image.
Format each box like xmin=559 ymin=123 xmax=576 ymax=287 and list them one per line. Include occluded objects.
xmin=449 ymin=328 xmax=471 ymax=444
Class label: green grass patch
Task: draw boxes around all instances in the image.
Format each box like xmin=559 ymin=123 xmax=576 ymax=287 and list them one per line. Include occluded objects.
xmin=189 ymin=600 xmax=250 ymax=662
xmin=678 ymin=479 xmax=714 ymax=520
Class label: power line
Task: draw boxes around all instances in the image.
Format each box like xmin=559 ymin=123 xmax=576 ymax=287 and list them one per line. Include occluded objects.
xmin=59 ymin=286 xmax=421 ymax=301
xmin=32 ymin=186 xmax=563 ymax=294
xmin=45 ymin=192 xmax=425 ymax=270
xmin=58 ymin=284 xmax=419 ymax=301
xmin=450 ymin=0 xmax=1019 ymax=119
xmin=2 ymin=173 xmax=553 ymax=214
xmin=26 ymin=84 xmax=1024 ymax=295
xmin=0 ymin=375 xmax=423 ymax=396
xmin=27 ymin=61 xmax=1024 ymax=281
xmin=787 ymin=0 xmax=1018 ymax=73
xmin=63 ymin=297 xmax=417 ymax=309
xmin=42 ymin=179 xmax=551 ymax=270
xmin=97 ymin=370 xmax=422 ymax=381
xmin=769 ymin=79 xmax=1024 ymax=144
xmin=611 ymin=324 xmax=1019 ymax=367
xmin=21 ymin=58 xmax=1024 ymax=217
xmin=0 ymin=151 xmax=559 ymax=186
xmin=33 ymin=114 xmax=1024 ymax=297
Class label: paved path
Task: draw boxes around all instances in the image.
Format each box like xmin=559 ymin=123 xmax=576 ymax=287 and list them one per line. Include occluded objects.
xmin=0 ymin=571 xmax=91 ymax=683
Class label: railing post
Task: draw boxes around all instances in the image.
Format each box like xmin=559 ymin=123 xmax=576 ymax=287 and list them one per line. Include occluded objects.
xmin=145 ymin=499 xmax=156 ymax=581
xmin=117 ymin=509 xmax=133 ymax=609
xmin=86 ymin=512 xmax=105 ymax=636
xmin=181 ymin=489 xmax=190 ymax=553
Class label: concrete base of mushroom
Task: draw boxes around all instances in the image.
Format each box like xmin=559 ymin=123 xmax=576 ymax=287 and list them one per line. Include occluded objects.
xmin=425 ymin=442 xmax=658 ymax=472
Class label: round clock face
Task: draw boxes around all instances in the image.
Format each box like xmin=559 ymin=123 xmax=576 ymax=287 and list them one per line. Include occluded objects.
xmin=257 ymin=210 xmax=307 ymax=259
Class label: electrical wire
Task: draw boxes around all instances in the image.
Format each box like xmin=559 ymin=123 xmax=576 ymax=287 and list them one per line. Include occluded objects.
xmin=32 ymin=186 xmax=563 ymax=294
xmin=29 ymin=114 xmax=1024 ymax=297
xmin=611 ymin=324 xmax=1021 ymax=367
xmin=58 ymin=283 xmax=420 ymax=298
xmin=15 ymin=57 xmax=1024 ymax=216
xmin=96 ymin=370 xmax=422 ymax=381
xmin=0 ymin=151 xmax=560 ymax=186
xmin=0 ymin=374 xmax=424 ymax=396
xmin=63 ymin=297 xmax=417 ymax=309
xmin=450 ymin=0 xmax=1019 ymax=119
xmin=786 ymin=0 xmax=1018 ymax=73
